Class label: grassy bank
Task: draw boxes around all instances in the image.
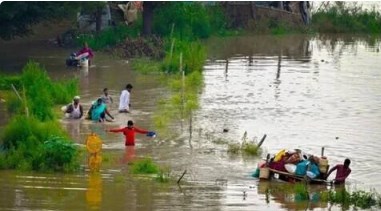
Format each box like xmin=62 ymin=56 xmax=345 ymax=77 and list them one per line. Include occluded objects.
xmin=311 ymin=2 xmax=381 ymax=34
xmin=0 ymin=61 xmax=81 ymax=172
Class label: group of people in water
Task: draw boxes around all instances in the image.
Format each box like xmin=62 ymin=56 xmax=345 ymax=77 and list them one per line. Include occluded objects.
xmin=257 ymin=149 xmax=351 ymax=184
xmin=63 ymin=83 xmax=155 ymax=146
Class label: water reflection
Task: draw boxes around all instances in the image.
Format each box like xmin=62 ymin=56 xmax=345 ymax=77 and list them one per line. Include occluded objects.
xmin=122 ymin=146 xmax=136 ymax=164
xmin=86 ymin=173 xmax=103 ymax=209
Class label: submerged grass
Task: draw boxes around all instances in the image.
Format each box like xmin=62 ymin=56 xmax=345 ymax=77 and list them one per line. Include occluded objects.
xmin=129 ymin=157 xmax=172 ymax=183
xmin=228 ymin=132 xmax=262 ymax=156
xmin=130 ymin=157 xmax=160 ymax=174
xmin=264 ymin=182 xmax=381 ymax=210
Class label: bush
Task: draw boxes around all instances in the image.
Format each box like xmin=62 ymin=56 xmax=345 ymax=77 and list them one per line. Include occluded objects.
xmin=41 ymin=136 xmax=80 ymax=172
xmin=0 ymin=75 xmax=21 ymax=90
xmin=1 ymin=116 xmax=66 ymax=150
xmin=0 ymin=116 xmax=79 ymax=172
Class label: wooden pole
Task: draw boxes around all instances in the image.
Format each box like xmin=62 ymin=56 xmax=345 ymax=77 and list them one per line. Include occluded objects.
xmin=257 ymin=134 xmax=267 ymax=148
xmin=11 ymin=84 xmax=22 ymax=101
xmin=177 ymin=170 xmax=187 ymax=184
xmin=11 ymin=84 xmax=29 ymax=117
xmin=180 ymin=52 xmax=184 ymax=121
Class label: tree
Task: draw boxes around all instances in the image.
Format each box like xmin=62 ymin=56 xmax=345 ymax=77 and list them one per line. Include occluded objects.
xmin=0 ymin=2 xmax=78 ymax=40
xmin=78 ymin=2 xmax=107 ymax=33
xmin=142 ymin=1 xmax=164 ymax=36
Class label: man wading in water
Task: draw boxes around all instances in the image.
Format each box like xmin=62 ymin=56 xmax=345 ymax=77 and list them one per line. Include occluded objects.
xmin=325 ymin=158 xmax=351 ymax=184
xmin=118 ymin=84 xmax=133 ymax=113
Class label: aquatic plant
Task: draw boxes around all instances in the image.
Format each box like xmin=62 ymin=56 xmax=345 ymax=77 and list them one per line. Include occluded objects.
xmin=266 ymin=182 xmax=381 ymax=210
xmin=228 ymin=132 xmax=262 ymax=156
xmin=294 ymin=183 xmax=310 ymax=200
xmin=130 ymin=157 xmax=160 ymax=174
xmin=155 ymin=167 xmax=171 ymax=183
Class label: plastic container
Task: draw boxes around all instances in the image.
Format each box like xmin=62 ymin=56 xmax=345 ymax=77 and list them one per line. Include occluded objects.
xmin=259 ymin=167 xmax=270 ymax=179
xmin=319 ymin=157 xmax=329 ymax=173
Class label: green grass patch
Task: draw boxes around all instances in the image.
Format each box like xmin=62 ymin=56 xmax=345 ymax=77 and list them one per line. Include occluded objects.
xmin=130 ymin=157 xmax=160 ymax=174
xmin=130 ymin=58 xmax=163 ymax=74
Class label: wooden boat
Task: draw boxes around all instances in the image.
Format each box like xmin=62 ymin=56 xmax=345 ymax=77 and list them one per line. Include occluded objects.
xmin=258 ymin=147 xmax=331 ymax=185
xmin=267 ymin=168 xmax=331 ymax=185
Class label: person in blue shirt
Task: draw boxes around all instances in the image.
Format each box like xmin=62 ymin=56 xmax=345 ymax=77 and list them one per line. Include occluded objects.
xmin=89 ymin=98 xmax=114 ymax=122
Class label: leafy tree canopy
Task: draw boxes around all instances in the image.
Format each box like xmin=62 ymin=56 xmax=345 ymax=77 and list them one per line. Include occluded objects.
xmin=0 ymin=1 xmax=106 ymax=40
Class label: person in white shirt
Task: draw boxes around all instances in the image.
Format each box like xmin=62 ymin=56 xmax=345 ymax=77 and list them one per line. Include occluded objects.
xmin=118 ymin=84 xmax=133 ymax=113
xmin=64 ymin=96 xmax=83 ymax=119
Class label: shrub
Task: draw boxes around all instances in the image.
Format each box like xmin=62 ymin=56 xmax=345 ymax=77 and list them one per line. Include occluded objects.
xmin=153 ymin=2 xmax=212 ymax=39
xmin=0 ymin=116 xmax=79 ymax=172
xmin=0 ymin=75 xmax=21 ymax=90
xmin=41 ymin=136 xmax=80 ymax=172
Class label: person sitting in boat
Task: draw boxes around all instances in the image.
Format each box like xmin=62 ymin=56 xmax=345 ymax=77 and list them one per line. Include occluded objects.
xmin=325 ymin=158 xmax=351 ymax=184
xmin=88 ymin=98 xmax=114 ymax=122
xmin=76 ymin=42 xmax=94 ymax=65
xmin=63 ymin=96 xmax=83 ymax=119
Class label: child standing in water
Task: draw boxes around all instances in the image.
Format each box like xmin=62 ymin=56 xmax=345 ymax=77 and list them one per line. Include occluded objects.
xmin=101 ymin=88 xmax=113 ymax=104
xmin=106 ymin=120 xmax=156 ymax=146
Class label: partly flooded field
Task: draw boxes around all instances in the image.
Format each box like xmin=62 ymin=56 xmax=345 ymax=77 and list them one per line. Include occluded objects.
xmin=0 ymin=33 xmax=380 ymax=210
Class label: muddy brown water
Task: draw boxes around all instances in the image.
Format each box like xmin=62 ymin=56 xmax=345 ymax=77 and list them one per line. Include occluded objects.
xmin=0 ymin=33 xmax=380 ymax=210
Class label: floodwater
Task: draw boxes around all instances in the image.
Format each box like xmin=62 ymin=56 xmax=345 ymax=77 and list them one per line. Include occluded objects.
xmin=0 ymin=33 xmax=380 ymax=210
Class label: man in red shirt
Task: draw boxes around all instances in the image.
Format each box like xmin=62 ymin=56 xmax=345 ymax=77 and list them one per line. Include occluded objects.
xmin=326 ymin=158 xmax=351 ymax=184
xmin=107 ymin=120 xmax=155 ymax=146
